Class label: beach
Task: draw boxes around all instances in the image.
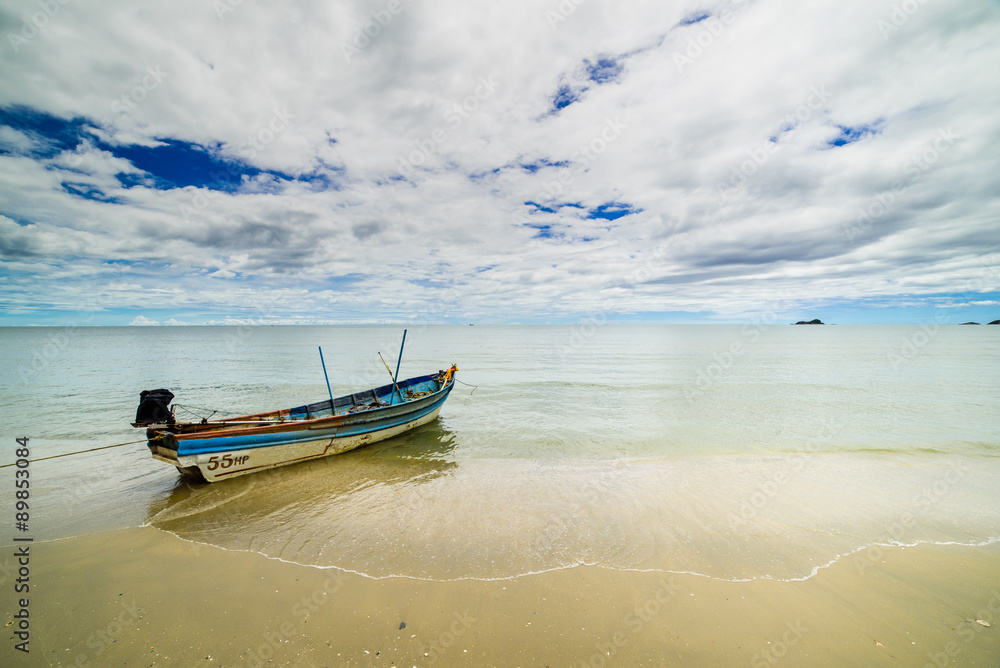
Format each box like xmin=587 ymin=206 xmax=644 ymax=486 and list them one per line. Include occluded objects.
xmin=10 ymin=527 xmax=1000 ymax=667
xmin=2 ymin=324 xmax=999 ymax=666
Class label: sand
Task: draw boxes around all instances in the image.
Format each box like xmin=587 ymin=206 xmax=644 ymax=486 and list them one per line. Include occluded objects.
xmin=4 ymin=527 xmax=999 ymax=667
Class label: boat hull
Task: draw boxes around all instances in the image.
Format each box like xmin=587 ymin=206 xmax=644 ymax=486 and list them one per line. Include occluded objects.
xmin=149 ymin=404 xmax=444 ymax=482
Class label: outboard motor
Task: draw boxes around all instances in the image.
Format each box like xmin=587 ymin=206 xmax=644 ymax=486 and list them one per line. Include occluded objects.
xmin=135 ymin=389 xmax=175 ymax=426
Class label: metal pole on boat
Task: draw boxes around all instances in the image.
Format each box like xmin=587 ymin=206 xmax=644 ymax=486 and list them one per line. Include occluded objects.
xmin=393 ymin=329 xmax=407 ymax=404
xmin=318 ymin=346 xmax=335 ymax=412
xmin=379 ymin=352 xmax=402 ymax=404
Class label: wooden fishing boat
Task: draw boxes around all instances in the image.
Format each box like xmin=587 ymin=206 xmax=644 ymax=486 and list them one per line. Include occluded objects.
xmin=132 ymin=365 xmax=458 ymax=482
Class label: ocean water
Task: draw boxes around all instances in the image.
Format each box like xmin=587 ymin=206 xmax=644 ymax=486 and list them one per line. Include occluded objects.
xmin=2 ymin=324 xmax=998 ymax=582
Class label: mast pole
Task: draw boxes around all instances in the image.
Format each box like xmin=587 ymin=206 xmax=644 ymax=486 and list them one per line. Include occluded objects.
xmin=318 ymin=346 xmax=335 ymax=413
xmin=392 ymin=329 xmax=407 ymax=404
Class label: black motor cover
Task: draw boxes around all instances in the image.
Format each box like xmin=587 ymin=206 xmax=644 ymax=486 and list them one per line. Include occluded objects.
xmin=135 ymin=389 xmax=175 ymax=425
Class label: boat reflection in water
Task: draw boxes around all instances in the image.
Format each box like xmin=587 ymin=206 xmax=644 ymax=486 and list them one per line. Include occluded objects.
xmin=143 ymin=424 xmax=462 ymax=571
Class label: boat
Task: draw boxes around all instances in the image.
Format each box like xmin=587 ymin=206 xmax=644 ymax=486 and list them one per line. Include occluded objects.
xmin=132 ymin=365 xmax=458 ymax=482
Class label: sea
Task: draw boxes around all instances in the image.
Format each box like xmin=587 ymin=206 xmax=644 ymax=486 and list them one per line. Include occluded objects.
xmin=1 ymin=324 xmax=998 ymax=583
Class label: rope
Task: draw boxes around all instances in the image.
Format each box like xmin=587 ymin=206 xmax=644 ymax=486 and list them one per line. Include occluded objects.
xmin=175 ymin=404 xmax=218 ymax=421
xmin=454 ymin=378 xmax=479 ymax=394
xmin=0 ymin=437 xmax=154 ymax=468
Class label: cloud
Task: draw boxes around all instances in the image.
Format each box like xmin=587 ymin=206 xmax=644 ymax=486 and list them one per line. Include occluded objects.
xmin=0 ymin=125 xmax=43 ymax=154
xmin=1 ymin=0 xmax=998 ymax=324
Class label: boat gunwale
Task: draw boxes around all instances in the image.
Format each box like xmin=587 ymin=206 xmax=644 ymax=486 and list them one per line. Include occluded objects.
xmin=153 ymin=372 xmax=454 ymax=442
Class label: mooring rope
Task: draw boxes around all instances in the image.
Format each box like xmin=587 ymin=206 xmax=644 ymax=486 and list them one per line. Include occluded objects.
xmin=454 ymin=378 xmax=479 ymax=394
xmin=0 ymin=437 xmax=155 ymax=468
xmin=174 ymin=404 xmax=219 ymax=421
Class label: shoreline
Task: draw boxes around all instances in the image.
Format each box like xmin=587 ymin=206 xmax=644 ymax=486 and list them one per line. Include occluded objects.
xmin=134 ymin=524 xmax=1000 ymax=585
xmin=5 ymin=526 xmax=999 ymax=666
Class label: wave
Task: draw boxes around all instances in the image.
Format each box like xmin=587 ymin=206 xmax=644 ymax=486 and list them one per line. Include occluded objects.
xmin=148 ymin=525 xmax=1000 ymax=585
xmin=141 ymin=453 xmax=1000 ymax=583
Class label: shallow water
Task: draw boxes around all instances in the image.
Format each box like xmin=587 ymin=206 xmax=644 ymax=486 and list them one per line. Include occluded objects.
xmin=2 ymin=324 xmax=998 ymax=581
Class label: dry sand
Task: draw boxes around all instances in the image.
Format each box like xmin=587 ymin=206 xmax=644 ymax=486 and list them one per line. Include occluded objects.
xmin=4 ymin=527 xmax=999 ymax=667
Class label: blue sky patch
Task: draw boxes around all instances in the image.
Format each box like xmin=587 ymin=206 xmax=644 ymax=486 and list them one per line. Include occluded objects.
xmin=679 ymin=13 xmax=711 ymax=26
xmin=520 ymin=158 xmax=571 ymax=173
xmin=585 ymin=57 xmax=624 ymax=84
xmin=320 ymin=274 xmax=363 ymax=289
xmin=60 ymin=182 xmax=123 ymax=204
xmin=587 ymin=201 xmax=643 ymax=221
xmin=524 ymin=200 xmax=557 ymax=213
xmin=524 ymin=223 xmax=562 ymax=239
xmin=115 ymin=172 xmax=157 ymax=189
xmin=1 ymin=213 xmax=38 ymax=227
xmin=552 ymin=85 xmax=584 ymax=112
xmin=524 ymin=201 xmax=587 ymax=215
xmin=547 ymin=52 xmax=631 ymax=115
xmin=0 ymin=104 xmax=335 ymax=196
xmin=111 ymin=139 xmax=272 ymax=191
xmin=293 ymin=170 xmax=341 ymax=192
xmin=769 ymin=123 xmax=795 ymax=142
xmin=0 ymin=105 xmax=89 ymax=157
xmin=827 ymin=122 xmax=883 ymax=147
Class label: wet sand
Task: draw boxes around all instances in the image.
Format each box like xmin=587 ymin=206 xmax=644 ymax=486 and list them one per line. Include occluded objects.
xmin=6 ymin=527 xmax=1000 ymax=667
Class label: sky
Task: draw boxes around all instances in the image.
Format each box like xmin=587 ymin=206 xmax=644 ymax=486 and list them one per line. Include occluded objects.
xmin=0 ymin=0 xmax=998 ymax=326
